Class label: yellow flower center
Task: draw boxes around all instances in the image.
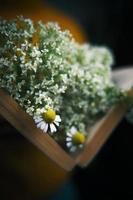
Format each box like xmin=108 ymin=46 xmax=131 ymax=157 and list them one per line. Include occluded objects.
xmin=43 ymin=108 xmax=56 ymax=123
xmin=72 ymin=131 xmax=85 ymax=145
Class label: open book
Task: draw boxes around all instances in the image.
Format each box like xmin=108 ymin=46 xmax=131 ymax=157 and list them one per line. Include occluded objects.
xmin=0 ymin=67 xmax=133 ymax=171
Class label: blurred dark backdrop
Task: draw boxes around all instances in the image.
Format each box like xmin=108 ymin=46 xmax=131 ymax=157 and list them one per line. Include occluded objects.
xmin=45 ymin=0 xmax=133 ymax=199
xmin=47 ymin=0 xmax=133 ymax=67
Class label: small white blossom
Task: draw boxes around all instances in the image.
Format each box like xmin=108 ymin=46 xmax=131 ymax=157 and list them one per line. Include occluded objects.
xmin=34 ymin=108 xmax=61 ymax=133
xmin=66 ymin=127 xmax=86 ymax=152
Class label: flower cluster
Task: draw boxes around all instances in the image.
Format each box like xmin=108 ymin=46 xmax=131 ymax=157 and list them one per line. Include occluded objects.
xmin=0 ymin=16 xmax=128 ymax=153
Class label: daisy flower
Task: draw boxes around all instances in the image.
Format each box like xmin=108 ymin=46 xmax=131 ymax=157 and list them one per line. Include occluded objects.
xmin=34 ymin=108 xmax=61 ymax=133
xmin=66 ymin=127 xmax=86 ymax=152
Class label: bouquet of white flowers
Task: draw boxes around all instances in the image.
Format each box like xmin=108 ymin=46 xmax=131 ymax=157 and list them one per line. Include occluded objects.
xmin=0 ymin=16 xmax=132 ymax=155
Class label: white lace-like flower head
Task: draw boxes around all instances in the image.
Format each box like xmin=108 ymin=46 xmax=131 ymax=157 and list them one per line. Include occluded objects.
xmin=34 ymin=108 xmax=61 ymax=133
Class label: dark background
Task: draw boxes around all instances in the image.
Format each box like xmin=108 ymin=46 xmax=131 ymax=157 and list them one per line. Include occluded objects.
xmin=47 ymin=0 xmax=133 ymax=67
xmin=46 ymin=0 xmax=133 ymax=199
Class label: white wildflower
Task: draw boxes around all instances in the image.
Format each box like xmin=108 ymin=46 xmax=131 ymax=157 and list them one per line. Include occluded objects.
xmin=66 ymin=127 xmax=86 ymax=152
xmin=34 ymin=108 xmax=61 ymax=133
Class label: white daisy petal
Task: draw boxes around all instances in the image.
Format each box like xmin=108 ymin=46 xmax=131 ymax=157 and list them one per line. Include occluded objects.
xmin=36 ymin=119 xmax=48 ymax=133
xmin=67 ymin=132 xmax=72 ymax=137
xmin=54 ymin=121 xmax=59 ymax=126
xmin=43 ymin=123 xmax=48 ymax=133
xmin=50 ymin=123 xmax=57 ymax=133
xmin=66 ymin=137 xmax=72 ymax=141
xmin=37 ymin=121 xmax=43 ymax=128
xmin=55 ymin=115 xmax=61 ymax=122
xmin=66 ymin=142 xmax=72 ymax=147
xmin=70 ymin=126 xmax=77 ymax=135
xmin=34 ymin=117 xmax=43 ymax=123
xmin=40 ymin=122 xmax=46 ymax=130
